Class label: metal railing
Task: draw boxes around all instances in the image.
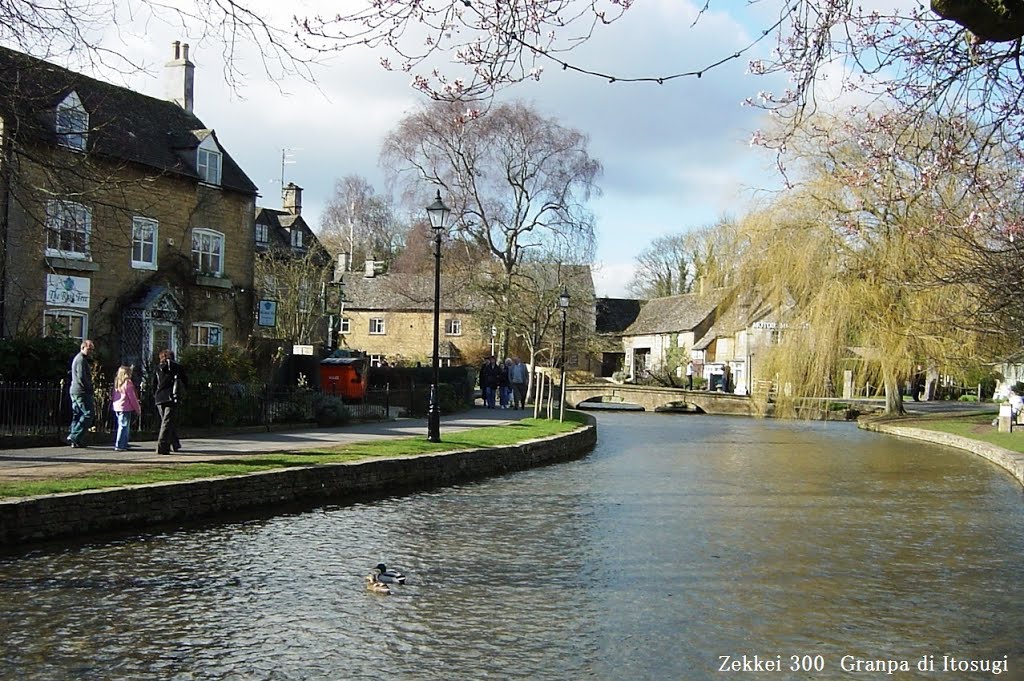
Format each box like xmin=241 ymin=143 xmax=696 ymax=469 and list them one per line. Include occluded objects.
xmin=0 ymin=380 xmax=404 ymax=439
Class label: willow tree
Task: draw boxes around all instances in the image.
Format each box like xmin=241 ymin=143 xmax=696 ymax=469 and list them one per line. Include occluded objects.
xmin=738 ymin=111 xmax=1012 ymax=415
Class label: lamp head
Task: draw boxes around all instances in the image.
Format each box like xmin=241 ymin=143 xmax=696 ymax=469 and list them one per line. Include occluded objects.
xmin=558 ymin=287 xmax=570 ymax=309
xmin=426 ymin=190 xmax=450 ymax=231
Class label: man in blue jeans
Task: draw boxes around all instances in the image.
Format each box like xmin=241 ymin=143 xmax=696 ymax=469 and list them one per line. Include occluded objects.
xmin=67 ymin=339 xmax=95 ymax=448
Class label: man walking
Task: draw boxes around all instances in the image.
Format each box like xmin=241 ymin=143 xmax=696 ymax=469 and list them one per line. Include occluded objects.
xmin=685 ymin=360 xmax=694 ymax=390
xmin=510 ymin=357 xmax=529 ymax=409
xmin=67 ymin=339 xmax=95 ymax=448
xmin=154 ymin=349 xmax=187 ymax=454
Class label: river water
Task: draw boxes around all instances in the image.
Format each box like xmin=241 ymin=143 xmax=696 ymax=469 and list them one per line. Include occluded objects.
xmin=1 ymin=412 xmax=1023 ymax=680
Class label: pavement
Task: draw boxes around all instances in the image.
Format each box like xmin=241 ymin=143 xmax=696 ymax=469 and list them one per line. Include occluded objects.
xmin=0 ymin=407 xmax=527 ymax=482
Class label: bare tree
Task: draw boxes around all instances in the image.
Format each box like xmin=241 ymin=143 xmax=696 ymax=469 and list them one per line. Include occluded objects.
xmin=253 ymin=245 xmax=334 ymax=345
xmin=319 ymin=175 xmax=406 ymax=270
xmin=627 ymin=219 xmax=740 ymax=299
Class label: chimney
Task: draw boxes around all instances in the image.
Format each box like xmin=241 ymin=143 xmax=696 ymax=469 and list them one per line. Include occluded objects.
xmin=364 ymin=258 xmax=377 ymax=278
xmin=165 ymin=41 xmax=195 ymax=112
xmin=334 ymin=253 xmax=349 ymax=282
xmin=282 ymin=182 xmax=303 ymax=216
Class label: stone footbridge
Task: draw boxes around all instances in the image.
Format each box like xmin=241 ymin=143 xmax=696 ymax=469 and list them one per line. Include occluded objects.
xmin=564 ymin=383 xmax=754 ymax=416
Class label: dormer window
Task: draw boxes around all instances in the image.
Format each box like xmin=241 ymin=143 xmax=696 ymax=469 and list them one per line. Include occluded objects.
xmin=196 ymin=137 xmax=222 ymax=185
xmin=291 ymin=228 xmax=304 ymax=249
xmin=55 ymin=91 xmax=88 ymax=151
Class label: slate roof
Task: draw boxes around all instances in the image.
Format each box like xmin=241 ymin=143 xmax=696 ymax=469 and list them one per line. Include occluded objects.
xmin=622 ymin=289 xmax=728 ymax=336
xmin=0 ymin=46 xmax=257 ymax=195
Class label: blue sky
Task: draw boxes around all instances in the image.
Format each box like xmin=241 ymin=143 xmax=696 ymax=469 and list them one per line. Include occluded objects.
xmin=20 ymin=0 xmax=791 ymax=297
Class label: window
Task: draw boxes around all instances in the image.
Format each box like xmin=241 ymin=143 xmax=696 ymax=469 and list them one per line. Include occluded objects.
xmin=255 ymin=223 xmax=269 ymax=245
xmin=340 ymin=317 xmax=351 ymax=334
xmin=45 ymin=200 xmax=91 ymax=259
xmin=44 ymin=309 xmax=87 ymax=342
xmin=55 ymin=91 xmax=88 ymax=150
xmin=369 ymin=318 xmax=385 ymax=335
xmin=291 ymin=229 xmax=304 ymax=249
xmin=196 ymin=142 xmax=222 ymax=185
xmin=445 ymin=318 xmax=462 ymax=335
xmin=191 ymin=322 xmax=223 ymax=348
xmin=192 ymin=228 xmax=224 ymax=275
xmin=131 ymin=217 xmax=158 ymax=269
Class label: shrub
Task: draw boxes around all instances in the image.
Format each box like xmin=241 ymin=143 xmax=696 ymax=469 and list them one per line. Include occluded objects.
xmin=313 ymin=394 xmax=351 ymax=426
xmin=0 ymin=336 xmax=79 ymax=381
xmin=958 ymin=394 xmax=978 ymax=402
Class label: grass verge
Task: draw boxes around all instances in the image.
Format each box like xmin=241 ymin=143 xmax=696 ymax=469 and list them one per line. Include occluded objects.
xmin=0 ymin=414 xmax=586 ymax=500
xmin=901 ymin=413 xmax=1024 ymax=454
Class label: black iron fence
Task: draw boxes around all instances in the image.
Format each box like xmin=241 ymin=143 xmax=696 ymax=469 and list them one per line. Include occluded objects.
xmin=0 ymin=380 xmax=408 ymax=440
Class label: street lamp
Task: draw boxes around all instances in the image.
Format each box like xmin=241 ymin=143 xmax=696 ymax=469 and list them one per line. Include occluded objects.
xmin=558 ymin=286 xmax=570 ymax=422
xmin=425 ymin=190 xmax=450 ymax=442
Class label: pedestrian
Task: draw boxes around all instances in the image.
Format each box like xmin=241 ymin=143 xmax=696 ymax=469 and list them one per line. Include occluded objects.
xmin=509 ymin=357 xmax=528 ymax=409
xmin=66 ymin=339 xmax=96 ymax=448
xmin=111 ymin=365 xmax=141 ymax=451
xmin=499 ymin=358 xmax=513 ymax=408
xmin=154 ymin=349 xmax=187 ymax=455
xmin=479 ymin=356 xmax=500 ymax=408
xmin=685 ymin=360 xmax=694 ymax=390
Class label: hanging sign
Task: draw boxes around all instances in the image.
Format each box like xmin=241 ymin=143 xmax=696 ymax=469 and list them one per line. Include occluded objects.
xmin=258 ymin=299 xmax=277 ymax=327
xmin=45 ymin=274 xmax=90 ymax=308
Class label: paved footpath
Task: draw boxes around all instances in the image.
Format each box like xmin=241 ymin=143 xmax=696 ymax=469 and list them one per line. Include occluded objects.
xmin=0 ymin=408 xmax=524 ymax=481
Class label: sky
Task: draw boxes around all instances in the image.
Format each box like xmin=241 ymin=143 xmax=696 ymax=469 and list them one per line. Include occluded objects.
xmin=22 ymin=0 xmax=791 ymax=298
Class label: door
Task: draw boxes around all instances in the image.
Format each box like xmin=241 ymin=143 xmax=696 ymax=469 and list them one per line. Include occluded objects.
xmin=151 ymin=322 xmax=178 ymax=363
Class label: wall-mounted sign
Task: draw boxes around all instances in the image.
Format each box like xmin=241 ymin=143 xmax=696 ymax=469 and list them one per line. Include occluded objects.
xmin=258 ymin=299 xmax=277 ymax=327
xmin=292 ymin=344 xmax=314 ymax=356
xmin=45 ymin=274 xmax=90 ymax=309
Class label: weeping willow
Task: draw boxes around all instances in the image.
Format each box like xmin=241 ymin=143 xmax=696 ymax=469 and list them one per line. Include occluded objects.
xmin=736 ymin=112 xmax=1013 ymax=416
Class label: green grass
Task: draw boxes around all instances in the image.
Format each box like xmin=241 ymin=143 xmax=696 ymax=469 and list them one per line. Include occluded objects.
xmin=0 ymin=415 xmax=585 ymax=499
xmin=902 ymin=413 xmax=1024 ymax=454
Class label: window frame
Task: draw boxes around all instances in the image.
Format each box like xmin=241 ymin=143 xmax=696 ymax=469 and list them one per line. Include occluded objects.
xmin=131 ymin=216 xmax=159 ymax=270
xmin=255 ymin=223 xmax=269 ymax=245
xmin=445 ymin=318 xmax=462 ymax=336
xmin=291 ymin=229 xmax=304 ymax=249
xmin=191 ymin=228 xmax=225 ymax=276
xmin=55 ymin=91 xmax=88 ymax=151
xmin=45 ymin=200 xmax=91 ymax=260
xmin=339 ymin=317 xmax=351 ymax=334
xmin=44 ymin=309 xmax=88 ymax=343
xmin=191 ymin=322 xmax=224 ymax=348
xmin=369 ymin=318 xmax=385 ymax=335
xmin=196 ymin=143 xmax=223 ymax=185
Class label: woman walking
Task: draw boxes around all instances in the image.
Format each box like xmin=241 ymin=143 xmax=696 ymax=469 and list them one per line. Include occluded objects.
xmin=154 ymin=349 xmax=187 ymax=455
xmin=111 ymin=365 xmax=141 ymax=451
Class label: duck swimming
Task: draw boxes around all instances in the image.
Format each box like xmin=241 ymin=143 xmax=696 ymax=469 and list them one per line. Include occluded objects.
xmin=365 ymin=573 xmax=392 ymax=595
xmin=374 ymin=563 xmax=406 ymax=584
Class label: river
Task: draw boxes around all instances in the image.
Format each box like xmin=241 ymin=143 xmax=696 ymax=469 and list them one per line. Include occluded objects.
xmin=1 ymin=412 xmax=1022 ymax=680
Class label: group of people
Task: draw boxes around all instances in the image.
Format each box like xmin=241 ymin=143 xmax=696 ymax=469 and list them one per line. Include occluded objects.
xmin=66 ymin=340 xmax=188 ymax=455
xmin=478 ymin=355 xmax=529 ymax=410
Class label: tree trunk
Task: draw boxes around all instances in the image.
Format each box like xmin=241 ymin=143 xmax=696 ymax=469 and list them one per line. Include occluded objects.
xmin=883 ymin=375 xmax=906 ymax=415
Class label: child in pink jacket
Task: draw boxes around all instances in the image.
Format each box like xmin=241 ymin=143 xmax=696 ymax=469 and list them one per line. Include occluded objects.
xmin=111 ymin=366 xmax=141 ymax=451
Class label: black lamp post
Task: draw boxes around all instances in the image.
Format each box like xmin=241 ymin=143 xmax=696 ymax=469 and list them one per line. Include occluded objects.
xmin=558 ymin=286 xmax=570 ymax=422
xmin=425 ymin=190 xmax=450 ymax=442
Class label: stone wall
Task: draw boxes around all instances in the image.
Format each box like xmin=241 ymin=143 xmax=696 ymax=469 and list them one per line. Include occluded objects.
xmin=0 ymin=415 xmax=597 ymax=546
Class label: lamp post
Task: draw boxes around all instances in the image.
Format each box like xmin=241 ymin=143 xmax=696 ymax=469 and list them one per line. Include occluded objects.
xmin=558 ymin=286 xmax=570 ymax=422
xmin=425 ymin=190 xmax=450 ymax=442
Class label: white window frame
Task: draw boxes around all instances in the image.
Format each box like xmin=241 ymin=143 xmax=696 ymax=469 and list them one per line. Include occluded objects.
xmin=291 ymin=229 xmax=304 ymax=249
xmin=369 ymin=318 xmax=385 ymax=335
xmin=44 ymin=309 xmax=88 ymax=342
xmin=191 ymin=322 xmax=224 ymax=348
xmin=340 ymin=317 xmax=351 ymax=334
xmin=45 ymin=200 xmax=91 ymax=259
xmin=255 ymin=223 xmax=269 ymax=245
xmin=196 ymin=138 xmax=222 ymax=185
xmin=445 ymin=318 xmax=462 ymax=336
xmin=55 ymin=91 xmax=88 ymax=151
xmin=192 ymin=228 xmax=225 ymax=276
xmin=131 ymin=216 xmax=159 ymax=270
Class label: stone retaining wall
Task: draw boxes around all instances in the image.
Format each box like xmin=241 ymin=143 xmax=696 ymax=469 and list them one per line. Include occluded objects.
xmin=862 ymin=419 xmax=1024 ymax=488
xmin=0 ymin=415 xmax=597 ymax=547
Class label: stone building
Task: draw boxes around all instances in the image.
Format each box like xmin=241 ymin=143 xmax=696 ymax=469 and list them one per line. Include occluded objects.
xmin=0 ymin=42 xmax=258 ymax=368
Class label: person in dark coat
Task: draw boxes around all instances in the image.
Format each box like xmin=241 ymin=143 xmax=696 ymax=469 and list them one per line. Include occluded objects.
xmin=478 ymin=356 xmax=501 ymax=408
xmin=154 ymin=349 xmax=187 ymax=455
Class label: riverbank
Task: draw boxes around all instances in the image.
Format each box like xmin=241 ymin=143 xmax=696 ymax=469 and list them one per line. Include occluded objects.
xmin=0 ymin=412 xmax=596 ymax=547
xmin=861 ymin=412 xmax=1024 ymax=489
